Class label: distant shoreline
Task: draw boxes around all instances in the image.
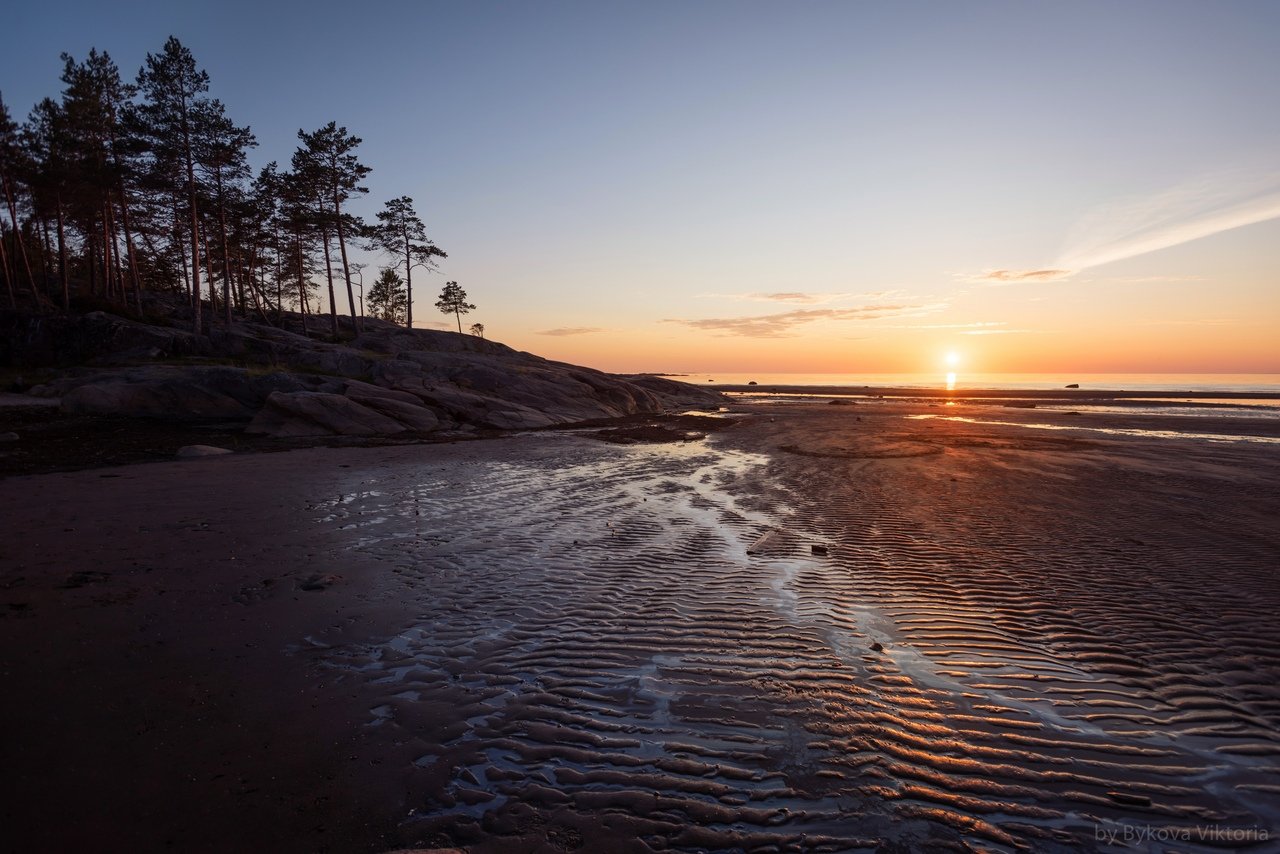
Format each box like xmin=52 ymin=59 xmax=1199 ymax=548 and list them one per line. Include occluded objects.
xmin=709 ymin=384 xmax=1280 ymax=402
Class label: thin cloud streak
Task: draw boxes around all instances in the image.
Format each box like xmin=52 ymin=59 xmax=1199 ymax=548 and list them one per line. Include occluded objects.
xmin=536 ymin=327 xmax=603 ymax=336
xmin=968 ymin=269 xmax=1073 ymax=284
xmin=1057 ymin=171 xmax=1280 ymax=271
xmin=697 ymin=291 xmax=890 ymax=305
xmin=882 ymin=321 xmax=1008 ymax=330
xmin=968 ymin=171 xmax=1280 ymax=285
xmin=664 ymin=303 xmax=939 ymax=338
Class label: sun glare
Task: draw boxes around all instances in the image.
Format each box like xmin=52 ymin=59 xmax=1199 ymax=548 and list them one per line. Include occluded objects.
xmin=945 ymin=352 xmax=961 ymax=367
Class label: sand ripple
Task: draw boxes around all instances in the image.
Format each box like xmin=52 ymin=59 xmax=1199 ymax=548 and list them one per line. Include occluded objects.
xmin=308 ymin=424 xmax=1280 ymax=852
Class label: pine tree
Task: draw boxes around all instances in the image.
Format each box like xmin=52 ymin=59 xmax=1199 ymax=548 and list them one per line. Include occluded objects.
xmin=0 ymin=93 xmax=37 ymax=305
xmin=435 ymin=280 xmax=475 ymax=334
xmin=367 ymin=266 xmax=407 ymax=324
xmin=294 ymin=122 xmax=369 ymax=334
xmin=369 ymin=195 xmax=446 ymax=329
xmin=134 ymin=36 xmax=213 ymax=334
xmin=23 ymin=98 xmax=73 ymax=308
xmin=194 ymin=98 xmax=255 ymax=325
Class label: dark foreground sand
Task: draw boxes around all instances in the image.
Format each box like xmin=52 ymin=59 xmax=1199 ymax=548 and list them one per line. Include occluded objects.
xmin=2 ymin=400 xmax=1278 ymax=852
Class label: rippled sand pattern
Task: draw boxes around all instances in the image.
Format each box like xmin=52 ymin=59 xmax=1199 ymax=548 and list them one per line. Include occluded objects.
xmin=312 ymin=416 xmax=1280 ymax=852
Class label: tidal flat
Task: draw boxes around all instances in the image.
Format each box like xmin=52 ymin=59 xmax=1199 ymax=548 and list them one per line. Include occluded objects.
xmin=2 ymin=400 xmax=1278 ymax=852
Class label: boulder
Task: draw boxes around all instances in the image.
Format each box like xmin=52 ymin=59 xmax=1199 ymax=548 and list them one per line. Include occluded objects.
xmin=56 ymin=366 xmax=318 ymax=420
xmin=62 ymin=380 xmax=252 ymax=419
xmin=246 ymin=391 xmax=411 ymax=437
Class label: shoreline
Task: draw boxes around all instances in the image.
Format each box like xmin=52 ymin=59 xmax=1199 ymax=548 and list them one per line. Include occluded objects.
xmin=712 ymin=383 xmax=1280 ymax=402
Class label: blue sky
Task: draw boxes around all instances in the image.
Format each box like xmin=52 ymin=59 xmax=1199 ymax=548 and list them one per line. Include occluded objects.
xmin=4 ymin=1 xmax=1278 ymax=372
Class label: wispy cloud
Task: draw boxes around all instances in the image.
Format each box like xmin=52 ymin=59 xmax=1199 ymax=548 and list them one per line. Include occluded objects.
xmin=1057 ymin=170 xmax=1280 ymax=271
xmin=882 ymin=321 xmax=1009 ymax=330
xmin=698 ymin=290 xmax=903 ymax=305
xmin=965 ymin=269 xmax=1073 ymax=285
xmin=664 ymin=304 xmax=939 ymax=338
xmin=536 ymin=327 xmax=603 ymax=336
xmin=967 ymin=168 xmax=1280 ymax=284
xmin=1140 ymin=317 xmax=1238 ymax=326
xmin=959 ymin=328 xmax=1040 ymax=335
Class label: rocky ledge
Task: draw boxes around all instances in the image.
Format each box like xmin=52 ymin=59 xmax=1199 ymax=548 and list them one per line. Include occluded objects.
xmin=2 ymin=306 xmax=722 ymax=437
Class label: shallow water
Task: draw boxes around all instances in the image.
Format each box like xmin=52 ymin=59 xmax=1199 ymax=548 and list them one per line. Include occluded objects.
xmin=906 ymin=413 xmax=1280 ymax=445
xmin=308 ymin=432 xmax=1280 ymax=851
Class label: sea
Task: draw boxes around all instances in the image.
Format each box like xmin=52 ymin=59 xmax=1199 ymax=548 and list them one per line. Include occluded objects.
xmin=659 ymin=373 xmax=1280 ymax=437
xmin=660 ymin=372 xmax=1280 ymax=394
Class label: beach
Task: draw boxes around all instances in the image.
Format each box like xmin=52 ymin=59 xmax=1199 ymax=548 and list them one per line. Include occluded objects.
xmin=2 ymin=398 xmax=1278 ymax=852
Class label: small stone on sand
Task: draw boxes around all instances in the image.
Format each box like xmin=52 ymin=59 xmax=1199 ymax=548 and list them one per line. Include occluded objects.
xmin=177 ymin=445 xmax=234 ymax=458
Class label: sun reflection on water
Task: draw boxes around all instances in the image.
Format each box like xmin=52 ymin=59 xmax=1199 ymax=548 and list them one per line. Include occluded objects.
xmin=946 ymin=372 xmax=956 ymax=391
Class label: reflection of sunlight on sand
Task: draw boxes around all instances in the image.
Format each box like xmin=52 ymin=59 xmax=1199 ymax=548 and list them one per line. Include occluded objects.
xmin=907 ymin=413 xmax=1280 ymax=444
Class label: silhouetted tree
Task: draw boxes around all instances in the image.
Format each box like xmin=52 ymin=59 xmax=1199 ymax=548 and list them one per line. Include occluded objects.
xmin=23 ymin=98 xmax=74 ymax=308
xmin=194 ymin=99 xmax=255 ymax=324
xmin=367 ymin=266 xmax=406 ymax=324
xmin=0 ymin=94 xmax=32 ymax=305
xmin=469 ymin=322 xmax=484 ymax=338
xmin=134 ymin=36 xmax=213 ymax=333
xmin=295 ymin=122 xmax=368 ymax=334
xmin=435 ymin=280 xmax=474 ymax=334
xmin=369 ymin=195 xmax=445 ymax=329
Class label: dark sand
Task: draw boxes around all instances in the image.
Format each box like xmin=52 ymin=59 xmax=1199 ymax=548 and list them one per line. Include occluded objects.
xmin=2 ymin=400 xmax=1278 ymax=852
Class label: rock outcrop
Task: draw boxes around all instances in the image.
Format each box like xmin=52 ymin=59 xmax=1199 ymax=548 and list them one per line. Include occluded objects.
xmin=6 ymin=302 xmax=722 ymax=438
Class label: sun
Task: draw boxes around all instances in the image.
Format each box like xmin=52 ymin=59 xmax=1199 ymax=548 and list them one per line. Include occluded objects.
xmin=945 ymin=351 xmax=961 ymax=367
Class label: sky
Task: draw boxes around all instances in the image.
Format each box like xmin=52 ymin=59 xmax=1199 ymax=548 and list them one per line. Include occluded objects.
xmin=4 ymin=0 xmax=1278 ymax=374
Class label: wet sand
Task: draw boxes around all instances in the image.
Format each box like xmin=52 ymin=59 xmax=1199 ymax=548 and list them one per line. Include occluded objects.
xmin=2 ymin=400 xmax=1278 ymax=852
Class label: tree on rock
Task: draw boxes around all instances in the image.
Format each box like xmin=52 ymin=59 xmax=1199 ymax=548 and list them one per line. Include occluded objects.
xmin=367 ymin=266 xmax=406 ymax=324
xmin=469 ymin=322 xmax=484 ymax=338
xmin=294 ymin=122 xmax=369 ymax=334
xmin=369 ymin=195 xmax=445 ymax=330
xmin=134 ymin=37 xmax=213 ymax=334
xmin=435 ymin=280 xmax=474 ymax=334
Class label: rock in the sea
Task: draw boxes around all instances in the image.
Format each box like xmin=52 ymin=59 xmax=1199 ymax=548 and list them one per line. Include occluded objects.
xmin=1065 ymin=383 xmax=1080 ymax=388
xmin=176 ymin=445 xmax=234 ymax=458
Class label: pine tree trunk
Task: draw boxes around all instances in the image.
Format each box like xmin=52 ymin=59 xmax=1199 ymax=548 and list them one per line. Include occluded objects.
xmin=182 ymin=99 xmax=202 ymax=336
xmin=0 ymin=228 xmax=12 ymax=308
xmin=294 ymin=228 xmax=308 ymax=333
xmin=117 ymin=188 xmax=143 ymax=316
xmin=203 ymin=229 xmax=216 ymax=320
xmin=1 ymin=172 xmax=36 ymax=296
xmin=54 ymin=197 xmax=68 ymax=310
xmin=38 ymin=215 xmax=53 ymax=291
xmin=215 ymin=168 xmax=233 ymax=326
xmin=320 ymin=224 xmax=339 ymax=338
xmin=88 ymin=233 xmax=98 ymax=296
xmin=403 ymin=233 xmax=413 ymax=329
xmin=333 ymin=193 xmax=360 ymax=333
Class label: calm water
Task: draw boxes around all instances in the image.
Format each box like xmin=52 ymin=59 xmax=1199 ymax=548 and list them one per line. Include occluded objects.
xmin=661 ymin=372 xmax=1280 ymax=393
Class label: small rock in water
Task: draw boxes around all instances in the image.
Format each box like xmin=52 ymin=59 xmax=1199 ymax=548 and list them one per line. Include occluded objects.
xmin=870 ymin=641 xmax=884 ymax=652
xmin=0 ymin=431 xmax=18 ymax=442
xmin=1065 ymin=383 xmax=1080 ymax=388
xmin=811 ymin=544 xmax=829 ymax=556
xmin=176 ymin=445 xmax=234 ymax=458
